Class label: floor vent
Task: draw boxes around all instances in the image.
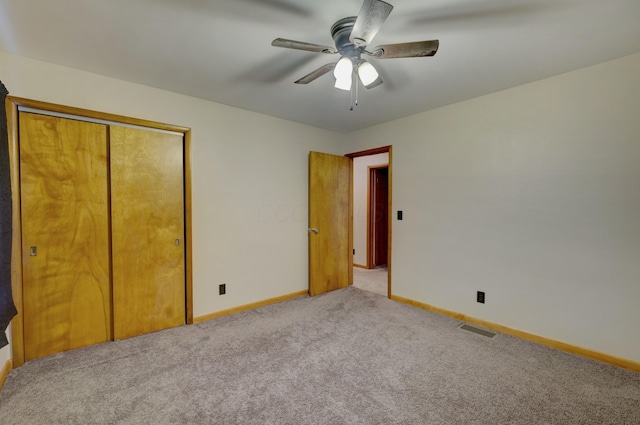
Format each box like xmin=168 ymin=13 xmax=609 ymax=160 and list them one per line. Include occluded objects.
xmin=458 ymin=324 xmax=497 ymax=339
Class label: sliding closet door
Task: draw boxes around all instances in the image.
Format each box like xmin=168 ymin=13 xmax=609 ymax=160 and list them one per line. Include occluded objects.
xmin=20 ymin=113 xmax=111 ymax=360
xmin=110 ymin=126 xmax=185 ymax=340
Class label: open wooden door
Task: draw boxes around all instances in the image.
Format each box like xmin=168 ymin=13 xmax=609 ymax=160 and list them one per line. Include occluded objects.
xmin=308 ymin=151 xmax=352 ymax=296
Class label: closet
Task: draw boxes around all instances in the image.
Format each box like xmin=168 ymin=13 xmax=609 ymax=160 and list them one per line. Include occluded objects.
xmin=13 ymin=102 xmax=190 ymax=362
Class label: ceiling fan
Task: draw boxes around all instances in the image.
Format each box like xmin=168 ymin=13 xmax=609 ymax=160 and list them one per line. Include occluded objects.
xmin=272 ymin=0 xmax=439 ymax=95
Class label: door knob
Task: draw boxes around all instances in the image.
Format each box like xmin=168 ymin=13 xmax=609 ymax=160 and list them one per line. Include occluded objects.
xmin=308 ymin=228 xmax=319 ymax=234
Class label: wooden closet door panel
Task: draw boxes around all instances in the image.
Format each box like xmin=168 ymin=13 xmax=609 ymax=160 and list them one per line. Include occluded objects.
xmin=110 ymin=126 xmax=185 ymax=340
xmin=20 ymin=113 xmax=111 ymax=360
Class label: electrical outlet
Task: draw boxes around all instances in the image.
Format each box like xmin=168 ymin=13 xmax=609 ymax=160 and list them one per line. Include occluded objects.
xmin=477 ymin=291 xmax=485 ymax=304
xmin=219 ymin=284 xmax=226 ymax=295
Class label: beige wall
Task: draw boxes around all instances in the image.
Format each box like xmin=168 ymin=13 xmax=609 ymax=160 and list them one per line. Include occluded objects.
xmin=3 ymin=50 xmax=640 ymax=365
xmin=0 ymin=51 xmax=344 ymax=361
xmin=347 ymin=53 xmax=640 ymax=362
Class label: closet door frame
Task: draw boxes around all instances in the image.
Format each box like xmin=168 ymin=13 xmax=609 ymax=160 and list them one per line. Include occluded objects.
xmin=6 ymin=96 xmax=194 ymax=368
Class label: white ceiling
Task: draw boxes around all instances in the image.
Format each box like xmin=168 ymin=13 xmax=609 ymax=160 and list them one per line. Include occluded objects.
xmin=1 ymin=0 xmax=639 ymax=133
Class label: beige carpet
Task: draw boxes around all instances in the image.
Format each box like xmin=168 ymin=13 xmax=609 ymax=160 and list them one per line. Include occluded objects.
xmin=1 ymin=286 xmax=638 ymax=424
xmin=352 ymin=266 xmax=388 ymax=296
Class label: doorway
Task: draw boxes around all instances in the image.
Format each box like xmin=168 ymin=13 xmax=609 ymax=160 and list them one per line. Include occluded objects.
xmin=347 ymin=147 xmax=391 ymax=298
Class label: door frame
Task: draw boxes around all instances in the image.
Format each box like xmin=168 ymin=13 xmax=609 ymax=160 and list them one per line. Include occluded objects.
xmin=346 ymin=146 xmax=392 ymax=298
xmin=5 ymin=96 xmax=194 ymax=367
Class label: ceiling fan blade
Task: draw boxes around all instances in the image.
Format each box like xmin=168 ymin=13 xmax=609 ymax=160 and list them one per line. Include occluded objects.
xmin=349 ymin=0 xmax=394 ymax=48
xmin=294 ymin=62 xmax=337 ymax=84
xmin=272 ymin=38 xmax=338 ymax=54
xmin=370 ymin=40 xmax=439 ymax=59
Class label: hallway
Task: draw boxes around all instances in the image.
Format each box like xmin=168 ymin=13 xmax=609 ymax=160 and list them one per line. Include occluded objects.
xmin=352 ymin=266 xmax=388 ymax=297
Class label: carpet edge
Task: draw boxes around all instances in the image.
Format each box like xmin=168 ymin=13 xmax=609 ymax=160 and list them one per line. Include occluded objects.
xmin=193 ymin=290 xmax=308 ymax=323
xmin=391 ymin=294 xmax=640 ymax=374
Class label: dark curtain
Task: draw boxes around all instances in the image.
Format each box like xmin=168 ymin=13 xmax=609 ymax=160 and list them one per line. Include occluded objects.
xmin=0 ymin=81 xmax=16 ymax=348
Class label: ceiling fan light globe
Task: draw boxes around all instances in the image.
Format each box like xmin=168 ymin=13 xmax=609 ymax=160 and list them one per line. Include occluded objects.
xmin=333 ymin=56 xmax=353 ymax=80
xmin=358 ymin=61 xmax=379 ymax=86
xmin=334 ymin=75 xmax=352 ymax=91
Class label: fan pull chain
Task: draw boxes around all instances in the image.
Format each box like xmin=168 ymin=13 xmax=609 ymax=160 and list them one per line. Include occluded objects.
xmin=355 ymin=78 xmax=359 ymax=106
xmin=349 ymin=67 xmax=358 ymax=111
xmin=350 ymin=85 xmax=354 ymax=111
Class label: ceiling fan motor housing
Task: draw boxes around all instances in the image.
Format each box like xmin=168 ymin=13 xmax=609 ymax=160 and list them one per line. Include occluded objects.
xmin=331 ymin=17 xmax=361 ymax=59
